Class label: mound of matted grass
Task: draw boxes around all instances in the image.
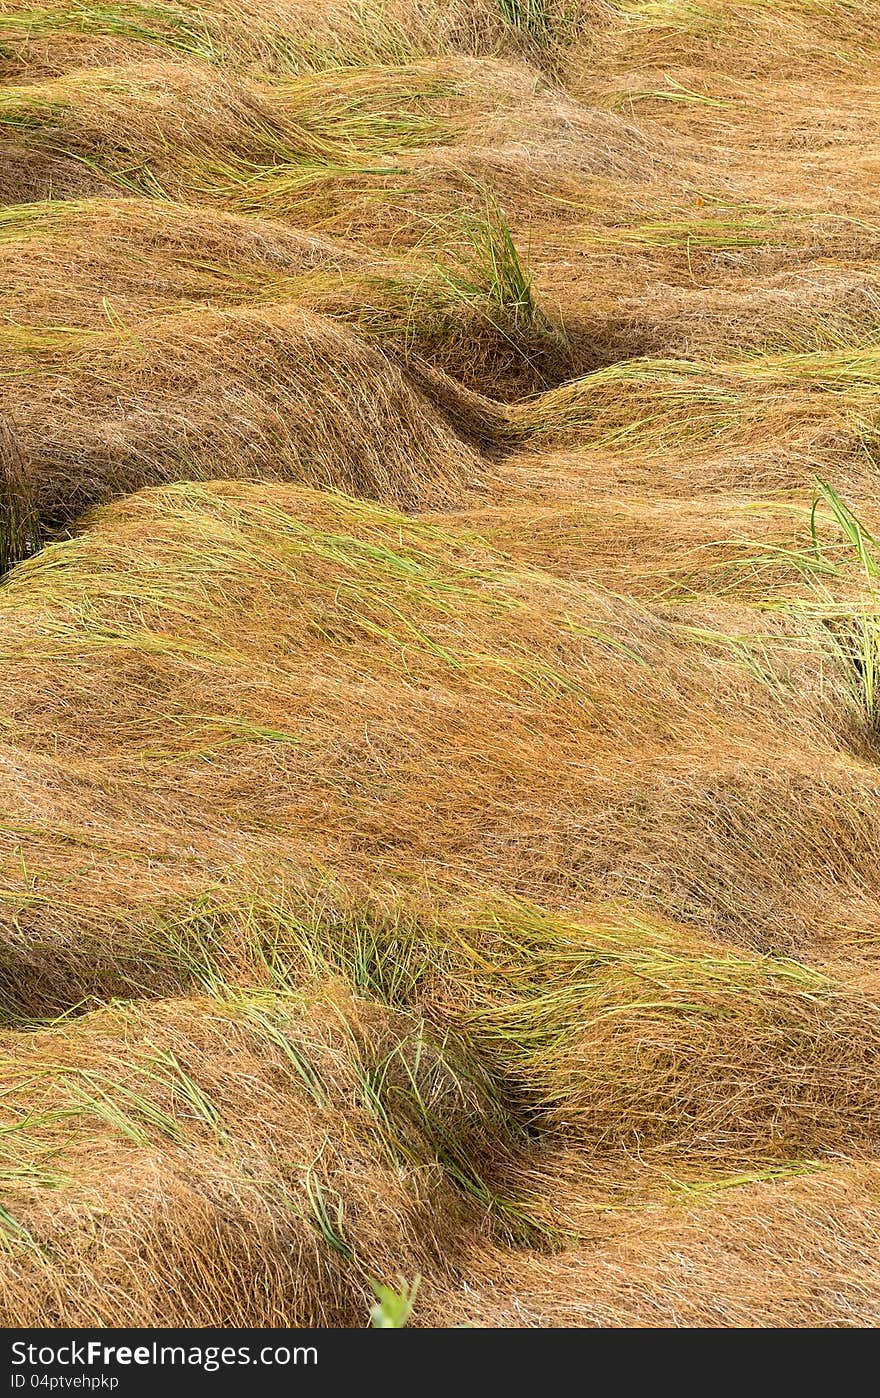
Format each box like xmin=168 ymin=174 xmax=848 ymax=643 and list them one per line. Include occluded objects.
xmin=0 ymin=982 xmax=522 ymax=1324
xmin=0 ymin=480 xmax=878 ymax=998
xmin=0 ymin=194 xmax=574 ymax=395
xmin=0 ymin=49 xmax=643 ymax=184
xmin=424 ymin=1158 xmax=880 ymax=1326
xmin=472 ymin=350 xmax=880 ymax=459
xmin=0 ymin=0 xmax=614 ymax=80
xmin=0 ymin=308 xmax=483 ymax=536
xmin=2 ymin=877 xmax=880 ymax=1324
xmin=0 ymin=59 xmax=333 ymax=202
xmin=0 ymin=198 xmax=363 ymax=328
xmin=596 ymin=0 xmax=880 ymax=85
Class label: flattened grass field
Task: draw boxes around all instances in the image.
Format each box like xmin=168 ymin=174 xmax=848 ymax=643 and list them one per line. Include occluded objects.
xmin=2 ymin=0 xmax=880 ymax=1328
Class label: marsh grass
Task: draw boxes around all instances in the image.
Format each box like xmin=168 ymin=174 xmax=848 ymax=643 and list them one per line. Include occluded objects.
xmin=442 ymin=198 xmax=539 ymax=332
xmin=739 ymin=481 xmax=880 ymax=734
xmin=809 ymin=482 xmax=880 ymax=731
xmin=303 ymin=1167 xmax=354 ymax=1261
xmin=5 ymin=0 xmax=880 ymax=1331
xmin=0 ymin=4 xmax=218 ymax=61
xmin=0 ymin=1202 xmax=37 ymax=1253
xmin=0 ymin=422 xmax=40 ymax=577
xmin=498 ymin=0 xmax=553 ymax=39
xmin=430 ymin=196 xmax=573 ymax=388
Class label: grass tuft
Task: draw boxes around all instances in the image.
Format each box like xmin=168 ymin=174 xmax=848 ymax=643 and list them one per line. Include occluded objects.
xmin=0 ymin=422 xmax=40 ymax=577
xmin=369 ymin=1274 xmax=420 ymax=1326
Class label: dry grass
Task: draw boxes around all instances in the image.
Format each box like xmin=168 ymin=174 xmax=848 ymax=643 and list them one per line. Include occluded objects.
xmin=2 ymin=0 xmax=880 ymax=1329
xmin=0 ymin=307 xmax=484 ymax=524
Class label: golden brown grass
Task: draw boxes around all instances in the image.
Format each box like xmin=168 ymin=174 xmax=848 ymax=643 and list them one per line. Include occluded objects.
xmin=3 ymin=0 xmax=880 ymax=1329
xmin=1 ymin=307 xmax=485 ymax=527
